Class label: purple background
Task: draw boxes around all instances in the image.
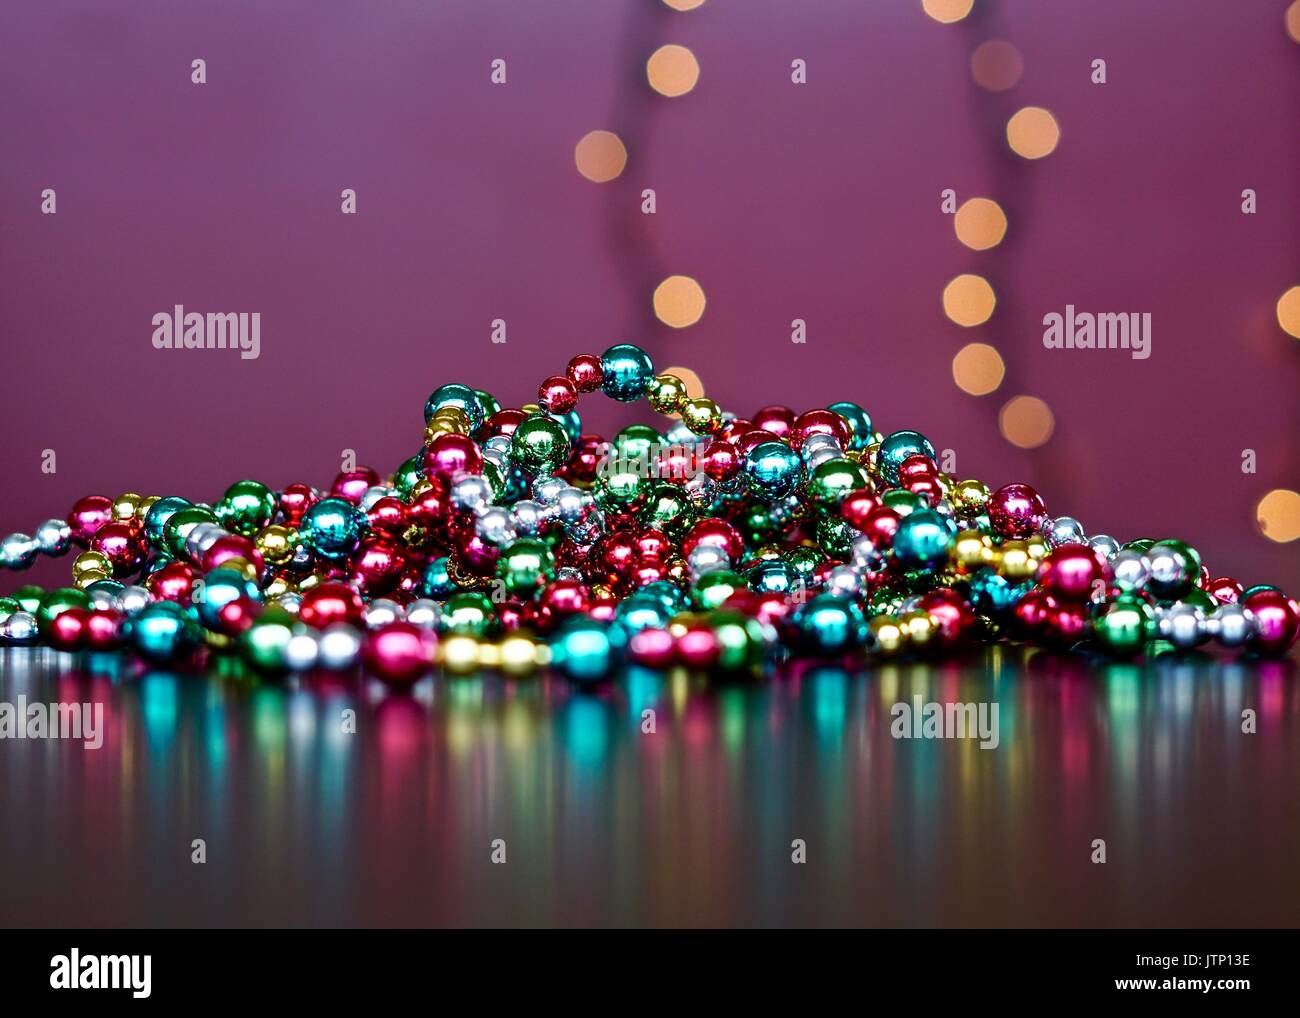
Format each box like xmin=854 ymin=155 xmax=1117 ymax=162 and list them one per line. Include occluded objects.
xmin=1 ymin=0 xmax=1297 ymax=591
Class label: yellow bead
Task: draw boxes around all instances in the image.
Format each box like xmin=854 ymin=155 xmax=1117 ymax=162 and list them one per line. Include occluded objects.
xmin=74 ymin=568 xmax=111 ymax=590
xmin=869 ymin=615 xmax=906 ymax=657
xmin=477 ymin=642 xmax=501 ymax=670
xmin=257 ymin=525 xmax=296 ymax=566
xmin=952 ymin=478 xmax=990 ymax=517
xmin=433 ymin=406 xmax=471 ymax=435
xmin=424 ymin=419 xmax=460 ymax=443
xmin=441 ymin=635 xmax=481 ymax=676
xmin=139 ymin=495 xmax=161 ymax=516
xmin=997 ymin=539 xmax=1036 ymax=579
xmin=681 ymin=396 xmax=722 ymax=436
xmin=73 ymin=550 xmax=112 ymax=581
xmin=298 ymin=573 xmax=323 ymax=592
xmin=898 ymin=609 xmax=938 ymax=651
xmin=499 ymin=635 xmax=541 ymax=677
xmin=648 ymin=374 xmax=688 ymax=415
xmin=220 ymin=557 xmax=259 ymax=583
xmin=1025 ymin=534 xmax=1049 ymax=563
xmin=263 ymin=574 xmax=293 ymax=599
xmin=520 ymin=402 xmax=541 ymax=415
xmin=951 ymin=529 xmax=994 ymax=573
xmin=112 ymin=492 xmax=143 ymax=521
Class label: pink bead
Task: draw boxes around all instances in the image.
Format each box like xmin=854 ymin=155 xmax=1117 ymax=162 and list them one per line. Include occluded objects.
xmin=332 ymin=467 xmax=380 ymax=504
xmin=1244 ymin=590 xmax=1299 ymax=656
xmin=425 ymin=434 xmax=483 ymax=484
xmin=203 ymin=534 xmax=263 ymax=573
xmin=364 ymin=622 xmax=436 ymax=685
xmin=1037 ymin=544 xmax=1111 ymax=603
xmin=677 ymin=625 xmax=720 ymax=669
xmin=989 ymin=483 xmax=1046 ymax=539
xmin=629 ymin=627 xmax=675 ymax=669
xmin=67 ymin=495 xmax=114 ymax=547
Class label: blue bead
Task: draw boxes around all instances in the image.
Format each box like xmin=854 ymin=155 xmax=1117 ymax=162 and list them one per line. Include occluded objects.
xmin=300 ymin=497 xmax=367 ymax=559
xmin=600 ymin=344 xmax=654 ymax=402
xmin=551 ymin=617 xmax=626 ymax=682
xmin=827 ymin=402 xmax=873 ymax=451
xmin=793 ymin=594 xmax=866 ymax=656
xmin=878 ymin=430 xmax=936 ymax=485
xmin=130 ymin=601 xmax=199 ymax=664
xmin=745 ymin=441 xmax=803 ymax=500
xmin=892 ymin=509 xmax=956 ymax=568
xmin=421 ymin=556 xmax=457 ymax=598
xmin=195 ymin=567 xmax=263 ymax=628
xmin=143 ymin=496 xmax=193 ymax=546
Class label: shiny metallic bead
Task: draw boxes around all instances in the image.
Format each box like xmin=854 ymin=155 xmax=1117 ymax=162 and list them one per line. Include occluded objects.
xmin=1043 ymin=516 xmax=1086 ymax=548
xmin=1087 ymin=534 xmax=1120 ymax=560
xmin=824 ymin=564 xmax=861 ymax=598
xmin=932 ymin=499 xmax=956 ymax=521
xmin=317 ymin=623 xmax=362 ymax=670
xmin=483 ymin=435 xmax=512 ymax=458
xmin=1111 ymin=549 xmax=1150 ymax=592
xmin=1161 ymin=603 xmax=1206 ymax=650
xmin=86 ymin=581 xmax=122 ymax=611
xmin=34 ymin=519 xmax=73 ymax=556
xmin=451 ymin=475 xmax=493 ymax=514
xmin=687 ymin=544 xmax=730 ymax=577
xmin=532 ymin=475 xmax=566 ymax=507
xmin=804 ymin=447 xmax=840 ymax=471
xmin=850 ymin=534 xmax=884 ymax=572
xmin=364 ymin=599 xmax=404 ymax=628
xmin=283 ymin=628 xmax=321 ymax=671
xmin=2 ymin=533 xmax=38 ymax=570
xmin=405 ymin=599 xmax=441 ymax=630
xmin=475 ymin=507 xmax=516 ymax=546
xmin=1146 ymin=544 xmax=1187 ymax=595
xmin=554 ymin=486 xmax=587 ymax=525
xmin=801 ymin=433 xmax=842 ymax=460
xmin=664 ymin=423 xmax=694 ymax=446
xmin=290 ymin=544 xmax=314 ymax=570
xmin=359 ymin=485 xmax=394 ymax=511
xmin=510 ymin=500 xmax=543 ymax=536
xmin=683 ymin=471 xmax=718 ymax=509
xmin=481 ymin=447 xmax=510 ymax=473
xmin=118 ymin=585 xmax=153 ymax=615
xmin=1211 ymin=603 xmax=1255 ymax=648
xmin=556 ymin=566 xmax=585 ymax=583
xmin=184 ymin=522 xmax=226 ymax=562
xmin=1 ymin=610 xmax=39 ymax=643
xmin=275 ymin=592 xmax=303 ymax=615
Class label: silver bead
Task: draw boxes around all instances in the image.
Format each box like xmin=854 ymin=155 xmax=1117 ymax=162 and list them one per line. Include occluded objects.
xmin=850 ymin=534 xmax=883 ymax=572
xmin=687 ymin=544 xmax=730 ymax=577
xmin=405 ymin=599 xmax=441 ymax=630
xmin=317 ymin=624 xmax=362 ymax=670
xmin=532 ymin=476 xmax=566 ymax=507
xmin=475 ymin=507 xmax=516 ymax=546
xmin=556 ymin=566 xmax=585 ymax=583
xmin=117 ymin=585 xmax=153 ymax=616
xmin=364 ymin=599 xmax=403 ymax=628
xmin=804 ymin=447 xmax=840 ymax=471
xmin=1146 ymin=544 xmax=1186 ymax=595
xmin=554 ymin=486 xmax=587 ymax=525
xmin=510 ymin=500 xmax=543 ymax=536
xmin=1 ymin=611 xmax=39 ymax=643
xmin=86 ymin=582 xmax=121 ymax=611
xmin=801 ymin=434 xmax=842 ymax=460
xmin=824 ymin=564 xmax=861 ymax=598
xmin=1211 ymin=603 xmax=1254 ymax=648
xmin=451 ymin=475 xmax=493 ymax=514
xmin=483 ymin=435 xmax=512 ymax=458
xmin=1111 ymin=550 xmax=1150 ymax=592
xmin=664 ymin=423 xmax=694 ymax=446
xmin=34 ymin=519 xmax=72 ymax=556
xmin=359 ymin=485 xmax=394 ymax=511
xmin=284 ymin=628 xmax=321 ymax=671
xmin=1162 ymin=603 xmax=1206 ymax=650
xmin=683 ymin=471 xmax=718 ymax=509
xmin=1043 ymin=515 xmax=1086 ymax=548
xmin=185 ymin=522 xmax=223 ymax=562
xmin=1 ymin=533 xmax=38 ymax=570
xmin=275 ymin=592 xmax=303 ymax=615
xmin=1087 ymin=534 xmax=1120 ymax=560
xmin=481 ymin=447 xmax=510 ymax=473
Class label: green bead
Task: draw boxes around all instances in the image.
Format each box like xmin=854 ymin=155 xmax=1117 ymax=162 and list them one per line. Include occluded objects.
xmin=144 ymin=495 xmax=192 ymax=546
xmin=892 ymin=509 xmax=956 ymax=568
xmin=593 ymin=460 xmax=644 ymax=512
xmin=0 ymin=596 xmax=21 ymax=622
xmin=711 ymin=611 xmax=764 ymax=671
xmin=692 ymin=570 xmax=745 ymax=611
xmin=239 ymin=607 xmax=295 ymax=672
xmin=745 ymin=441 xmax=803 ymax=500
xmin=816 ymin=515 xmax=857 ymax=558
xmin=497 ymin=537 xmax=555 ymax=597
xmin=511 ymin=414 xmax=571 ymax=475
xmin=425 ymin=383 xmax=484 ymax=430
xmin=300 ymin=496 xmax=367 ymax=559
xmin=474 ymin=389 xmax=501 ymax=420
xmin=394 ymin=452 xmax=425 ymax=497
xmin=793 ymin=594 xmax=866 ymax=656
xmin=749 ymin=559 xmax=797 ymax=594
xmin=1096 ymin=597 xmax=1154 ymax=657
xmin=196 ymin=567 xmax=262 ymax=628
xmin=217 ymin=479 xmax=276 ymax=536
xmin=638 ymin=480 xmax=694 ymax=538
xmin=827 ymin=402 xmax=873 ymax=452
xmin=440 ymin=592 xmax=497 ymax=638
xmin=600 ymin=343 xmax=654 ymax=402
xmin=551 ymin=617 xmax=625 ymax=682
xmin=614 ymin=424 xmax=662 ymax=462
xmin=880 ymin=488 xmax=927 ymax=517
xmin=13 ymin=585 xmax=44 ymax=614
xmin=878 ymin=430 xmax=936 ymax=486
xmin=163 ymin=505 xmax=218 ymax=558
xmin=785 ymin=545 xmax=824 ymax=588
xmin=36 ymin=587 xmax=91 ymax=637
xmin=806 ymin=457 xmax=870 ymax=512
xmin=131 ymin=601 xmax=200 ymax=664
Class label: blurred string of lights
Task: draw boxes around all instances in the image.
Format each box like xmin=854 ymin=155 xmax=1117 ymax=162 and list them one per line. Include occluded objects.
xmin=927 ymin=0 xmax=1300 ymax=545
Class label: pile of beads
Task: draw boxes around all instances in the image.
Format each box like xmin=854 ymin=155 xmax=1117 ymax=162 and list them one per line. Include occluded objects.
xmin=1 ymin=344 xmax=1296 ymax=683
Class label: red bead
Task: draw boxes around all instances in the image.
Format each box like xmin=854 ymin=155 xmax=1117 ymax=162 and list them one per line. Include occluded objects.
xmin=566 ymin=353 xmax=604 ymax=393
xmin=682 ymin=518 xmax=744 ymax=561
xmin=215 ymin=597 xmax=258 ymax=636
xmin=989 ymin=483 xmax=1046 ymax=539
xmin=917 ymin=588 xmax=977 ymax=647
xmin=299 ymin=582 xmax=364 ymax=628
xmin=1044 ymin=602 xmax=1089 ymax=647
xmin=752 ymin=405 xmax=795 ymax=439
xmin=561 ymin=435 xmax=606 ymax=486
xmin=147 ymin=561 xmax=197 ymax=603
xmin=353 ymin=537 xmax=406 ymax=595
xmin=628 ymin=627 xmax=675 ymax=668
xmin=734 ymin=429 xmax=781 ymax=457
xmin=538 ymin=375 xmax=578 ymax=415
xmin=840 ymin=489 xmax=878 ymax=529
xmin=656 ymin=443 xmax=696 ymax=483
xmin=539 ymin=579 xmax=589 ymax=617
xmin=85 ymin=609 xmax=123 ymax=651
xmin=406 ymin=482 xmax=451 ymax=539
xmin=719 ymin=418 xmax=754 ymax=443
xmin=67 ymin=495 xmax=114 ymax=547
xmin=425 ymin=434 xmax=483 ymax=485
xmin=1037 ymin=544 xmax=1111 ymax=603
xmin=635 ymin=529 xmax=673 ymax=563
xmin=1243 ymin=590 xmax=1299 ymax=656
xmin=897 ymin=454 xmax=939 ymax=486
xmin=48 ymin=607 xmax=91 ymax=652
xmin=92 ymin=521 xmax=144 ymax=577
xmin=595 ymin=530 xmax=639 ymax=583
xmin=701 ymin=440 xmax=741 ymax=481
xmin=677 ymin=624 xmax=720 ymax=669
xmin=1207 ymin=576 xmax=1242 ymax=604
xmin=202 ymin=534 xmax=263 ymax=574
xmin=279 ymin=483 xmax=316 ymax=525
xmin=790 ymin=409 xmax=850 ymax=450
xmin=588 ymin=598 xmax=619 ymax=624
xmin=858 ymin=505 xmax=901 ymax=549
xmin=484 ymin=408 xmax=527 ymax=438
xmin=364 ymin=622 xmax=436 ymax=685
xmin=366 ymin=496 xmax=408 ymax=537
xmin=1013 ymin=588 xmax=1054 ymax=637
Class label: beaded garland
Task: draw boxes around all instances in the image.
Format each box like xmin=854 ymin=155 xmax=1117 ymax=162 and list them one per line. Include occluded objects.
xmin=1 ymin=343 xmax=1296 ymax=682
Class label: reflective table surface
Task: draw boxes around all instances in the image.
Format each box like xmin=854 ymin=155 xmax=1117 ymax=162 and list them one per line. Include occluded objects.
xmin=1 ymin=646 xmax=1296 ymax=927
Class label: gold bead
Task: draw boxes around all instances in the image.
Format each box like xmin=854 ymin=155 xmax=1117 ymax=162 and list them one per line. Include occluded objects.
xmin=951 ymin=478 xmax=990 ymax=517
xmin=220 ymin=557 xmax=259 ymax=582
xmin=499 ymin=634 xmax=541 ymax=677
xmin=648 ymin=374 xmax=688 ymax=415
xmin=869 ymin=615 xmax=906 ymax=657
xmin=74 ymin=568 xmax=111 ymax=590
xmin=73 ymin=550 xmax=112 ymax=581
xmin=263 ymin=574 xmax=293 ymax=599
xmin=997 ymin=539 xmax=1036 ymax=579
xmin=424 ymin=419 xmax=460 ymax=443
xmin=433 ymin=406 xmax=471 ymax=435
xmin=298 ymin=573 xmax=323 ymax=592
xmin=139 ymin=495 xmax=161 ymax=516
xmin=477 ymin=641 xmax=502 ymax=670
xmin=951 ymin=529 xmax=994 ymax=573
xmin=257 ymin=524 xmax=295 ymax=566
xmin=1024 ymin=534 xmax=1049 ymax=562
xmin=898 ymin=609 xmax=938 ymax=651
xmin=112 ymin=492 xmax=143 ymax=521
xmin=441 ymin=635 xmax=481 ymax=676
xmin=520 ymin=402 xmax=541 ymax=415
xmin=681 ymin=396 xmax=722 ymax=436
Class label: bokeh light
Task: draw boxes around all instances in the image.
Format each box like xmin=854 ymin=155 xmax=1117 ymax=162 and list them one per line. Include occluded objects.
xmin=1006 ymin=107 xmax=1060 ymax=159
xmin=654 ymin=276 xmax=707 ymax=328
xmin=922 ymin=0 xmax=974 ymax=24
xmin=1256 ymin=489 xmax=1300 ymax=543
xmin=1276 ymin=285 xmax=1300 ymax=338
xmin=952 ymin=342 xmax=1006 ymax=395
xmin=574 ymin=130 xmax=627 ymax=183
xmin=954 ymin=197 xmax=1008 ymax=250
xmin=1287 ymin=2 xmax=1300 ymax=44
xmin=662 ymin=0 xmax=706 ymax=10
xmin=647 ymin=45 xmax=700 ymax=97
xmin=970 ymin=39 xmax=1023 ymax=91
xmin=999 ymin=396 xmax=1055 ymax=448
xmin=942 ymin=274 xmax=996 ymax=327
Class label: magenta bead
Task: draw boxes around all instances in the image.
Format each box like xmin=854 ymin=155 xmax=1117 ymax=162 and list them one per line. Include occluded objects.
xmin=68 ymin=495 xmax=114 ymax=547
xmin=1037 ymin=544 xmax=1110 ymax=603
xmin=425 ymin=434 xmax=483 ymax=485
xmin=1244 ymin=590 xmax=1299 ymax=656
xmin=364 ymin=622 xmax=436 ymax=685
xmin=989 ymin=483 xmax=1047 ymax=539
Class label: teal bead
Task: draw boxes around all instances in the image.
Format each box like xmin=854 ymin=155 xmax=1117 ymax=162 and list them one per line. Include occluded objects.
xmin=300 ymin=497 xmax=367 ymax=559
xmin=614 ymin=593 xmax=672 ymax=633
xmin=474 ymin=389 xmax=501 ymax=421
xmin=878 ymin=430 xmax=936 ymax=486
xmin=745 ymin=441 xmax=803 ymax=500
xmin=640 ymin=580 xmax=689 ymax=615
xmin=162 ymin=505 xmax=218 ymax=558
xmin=600 ymin=343 xmax=655 ymax=402
xmin=893 ymin=509 xmax=956 ymax=568
xmin=555 ymin=409 xmax=582 ymax=444
xmin=144 ymin=496 xmax=192 ymax=546
xmin=793 ymin=594 xmax=866 ymax=656
xmin=827 ymin=402 xmax=873 ymax=451
xmin=141 ymin=554 xmax=175 ymax=579
xmin=551 ymin=617 xmax=625 ymax=682
xmin=196 ymin=567 xmax=262 ymax=628
xmin=425 ymin=383 xmax=484 ymax=431
xmin=749 ymin=559 xmax=797 ymax=594
xmin=130 ymin=601 xmax=199 ymax=664
xmin=421 ymin=556 xmax=456 ymax=598
xmin=969 ymin=571 xmax=1024 ymax=616
xmin=511 ymin=414 xmax=571 ymax=475
xmin=216 ymin=479 xmax=276 ymax=536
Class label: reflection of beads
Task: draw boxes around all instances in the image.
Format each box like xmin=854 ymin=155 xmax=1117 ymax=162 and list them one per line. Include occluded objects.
xmin=2 ymin=343 xmax=1296 ymax=681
